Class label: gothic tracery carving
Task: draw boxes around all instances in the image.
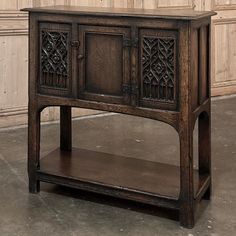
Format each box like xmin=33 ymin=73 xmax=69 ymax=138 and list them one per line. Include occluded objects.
xmin=40 ymin=30 xmax=69 ymax=89
xmin=142 ymin=37 xmax=176 ymax=102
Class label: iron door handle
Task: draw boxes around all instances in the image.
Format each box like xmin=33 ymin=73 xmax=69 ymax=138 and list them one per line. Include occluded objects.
xmin=77 ymin=54 xmax=84 ymax=60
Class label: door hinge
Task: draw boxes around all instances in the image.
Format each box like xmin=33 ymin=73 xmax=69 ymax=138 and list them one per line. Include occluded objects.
xmin=131 ymin=84 xmax=139 ymax=95
xmin=123 ymin=38 xmax=139 ymax=48
xmin=123 ymin=84 xmax=130 ymax=94
xmin=70 ymin=40 xmax=80 ymax=48
xmin=123 ymin=84 xmax=139 ymax=95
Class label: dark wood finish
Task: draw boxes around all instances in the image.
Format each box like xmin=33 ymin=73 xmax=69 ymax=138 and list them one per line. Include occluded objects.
xmin=23 ymin=5 xmax=215 ymax=20
xmin=60 ymin=106 xmax=72 ymax=151
xmin=38 ymin=22 xmax=72 ymax=97
xmin=78 ymin=25 xmax=131 ymax=104
xmin=38 ymin=148 xmax=209 ymax=207
xmin=23 ymin=6 xmax=216 ymax=229
xmin=139 ymin=28 xmax=178 ymax=110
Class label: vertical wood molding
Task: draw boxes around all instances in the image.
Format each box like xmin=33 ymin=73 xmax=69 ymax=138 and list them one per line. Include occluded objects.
xmin=210 ymin=1 xmax=236 ymax=96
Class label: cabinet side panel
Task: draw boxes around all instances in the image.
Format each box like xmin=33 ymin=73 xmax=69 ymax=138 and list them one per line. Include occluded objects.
xmin=191 ymin=28 xmax=199 ymax=111
xmin=199 ymin=25 xmax=209 ymax=104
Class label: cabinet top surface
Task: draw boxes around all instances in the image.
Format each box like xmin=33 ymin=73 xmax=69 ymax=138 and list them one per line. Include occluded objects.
xmin=22 ymin=5 xmax=216 ymax=20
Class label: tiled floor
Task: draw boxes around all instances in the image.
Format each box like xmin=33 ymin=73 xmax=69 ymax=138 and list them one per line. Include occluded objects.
xmin=0 ymin=96 xmax=235 ymax=236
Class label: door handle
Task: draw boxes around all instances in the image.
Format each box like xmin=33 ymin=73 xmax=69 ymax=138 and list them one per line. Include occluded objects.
xmin=77 ymin=54 xmax=84 ymax=60
xmin=122 ymin=84 xmax=138 ymax=95
xmin=70 ymin=41 xmax=80 ymax=48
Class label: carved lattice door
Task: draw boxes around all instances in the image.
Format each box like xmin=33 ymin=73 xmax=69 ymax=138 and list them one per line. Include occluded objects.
xmin=38 ymin=23 xmax=72 ymax=97
xmin=139 ymin=29 xmax=178 ymax=110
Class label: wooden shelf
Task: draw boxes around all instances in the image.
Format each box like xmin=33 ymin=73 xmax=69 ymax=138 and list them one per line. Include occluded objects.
xmin=37 ymin=148 xmax=210 ymax=209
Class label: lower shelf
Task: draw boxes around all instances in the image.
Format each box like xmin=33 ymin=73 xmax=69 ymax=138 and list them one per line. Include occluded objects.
xmin=37 ymin=148 xmax=210 ymax=209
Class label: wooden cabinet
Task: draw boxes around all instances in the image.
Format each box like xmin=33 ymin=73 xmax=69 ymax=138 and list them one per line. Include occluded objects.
xmin=23 ymin=6 xmax=216 ymax=229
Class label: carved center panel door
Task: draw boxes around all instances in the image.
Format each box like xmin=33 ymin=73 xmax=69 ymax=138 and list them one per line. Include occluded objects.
xmin=78 ymin=26 xmax=131 ymax=105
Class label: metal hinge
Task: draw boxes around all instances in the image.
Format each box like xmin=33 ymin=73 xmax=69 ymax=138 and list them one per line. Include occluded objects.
xmin=123 ymin=38 xmax=139 ymax=48
xmin=70 ymin=40 xmax=80 ymax=48
xmin=131 ymin=84 xmax=139 ymax=95
xmin=123 ymin=84 xmax=139 ymax=95
xmin=122 ymin=84 xmax=130 ymax=94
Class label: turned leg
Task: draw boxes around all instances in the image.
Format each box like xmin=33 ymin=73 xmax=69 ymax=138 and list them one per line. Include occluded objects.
xmin=199 ymin=112 xmax=211 ymax=200
xmin=60 ymin=106 xmax=72 ymax=151
xmin=179 ymin=126 xmax=195 ymax=228
xmin=28 ymin=106 xmax=41 ymax=193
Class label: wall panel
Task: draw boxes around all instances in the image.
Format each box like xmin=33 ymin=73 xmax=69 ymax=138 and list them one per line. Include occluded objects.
xmin=0 ymin=35 xmax=28 ymax=110
xmin=17 ymin=0 xmax=33 ymax=9
xmin=0 ymin=1 xmax=18 ymax=10
xmin=212 ymin=19 xmax=236 ymax=95
xmin=157 ymin=0 xmax=192 ymax=8
xmin=0 ymin=0 xmax=235 ymax=127
xmin=210 ymin=0 xmax=236 ymax=95
xmin=213 ymin=0 xmax=236 ymax=10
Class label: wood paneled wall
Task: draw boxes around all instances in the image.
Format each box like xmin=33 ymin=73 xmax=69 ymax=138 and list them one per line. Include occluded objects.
xmin=0 ymin=0 xmax=235 ymax=127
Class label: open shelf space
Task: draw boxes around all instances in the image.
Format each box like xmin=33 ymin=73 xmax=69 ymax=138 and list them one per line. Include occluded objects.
xmin=37 ymin=148 xmax=209 ymax=209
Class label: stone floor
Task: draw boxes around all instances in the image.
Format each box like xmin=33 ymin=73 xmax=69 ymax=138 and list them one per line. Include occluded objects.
xmin=0 ymin=96 xmax=235 ymax=236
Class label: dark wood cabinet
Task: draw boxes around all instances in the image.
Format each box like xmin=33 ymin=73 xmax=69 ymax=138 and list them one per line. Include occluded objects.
xmin=23 ymin=6 xmax=216 ymax=228
xmin=78 ymin=25 xmax=131 ymax=104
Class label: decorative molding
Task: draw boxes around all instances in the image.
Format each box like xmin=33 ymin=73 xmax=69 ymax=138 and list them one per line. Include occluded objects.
xmin=0 ymin=106 xmax=28 ymax=117
xmin=156 ymin=5 xmax=194 ymax=9
xmin=156 ymin=0 xmax=194 ymax=9
xmin=142 ymin=36 xmax=176 ymax=102
xmin=212 ymin=17 xmax=236 ymax=24
xmin=120 ymin=0 xmax=190 ymax=9
xmin=212 ymin=80 xmax=236 ymax=88
xmin=212 ymin=84 xmax=236 ymax=96
xmin=0 ymin=11 xmax=28 ymax=35
xmin=211 ymin=19 xmax=236 ymax=93
xmin=0 ymin=11 xmax=27 ymax=16
xmin=212 ymin=0 xmax=236 ymax=10
xmin=40 ymin=28 xmax=70 ymax=89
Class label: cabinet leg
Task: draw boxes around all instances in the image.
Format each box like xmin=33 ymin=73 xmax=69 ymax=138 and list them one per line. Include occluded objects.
xmin=199 ymin=112 xmax=211 ymax=200
xmin=203 ymin=186 xmax=211 ymax=200
xmin=28 ymin=106 xmax=41 ymax=193
xmin=60 ymin=106 xmax=72 ymax=151
xmin=29 ymin=177 xmax=40 ymax=194
xmin=180 ymin=208 xmax=195 ymax=229
xmin=179 ymin=127 xmax=195 ymax=228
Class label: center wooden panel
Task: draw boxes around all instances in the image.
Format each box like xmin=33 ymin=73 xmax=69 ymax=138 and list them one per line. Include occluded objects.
xmin=85 ymin=33 xmax=123 ymax=96
xmin=78 ymin=25 xmax=131 ymax=105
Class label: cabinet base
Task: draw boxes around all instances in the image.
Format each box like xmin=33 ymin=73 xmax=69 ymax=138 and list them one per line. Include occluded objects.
xmin=35 ymin=148 xmax=210 ymax=213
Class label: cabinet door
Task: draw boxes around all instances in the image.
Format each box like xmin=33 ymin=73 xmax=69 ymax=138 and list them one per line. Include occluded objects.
xmin=78 ymin=25 xmax=131 ymax=104
xmin=139 ymin=29 xmax=178 ymax=110
xmin=38 ymin=23 xmax=72 ymax=97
